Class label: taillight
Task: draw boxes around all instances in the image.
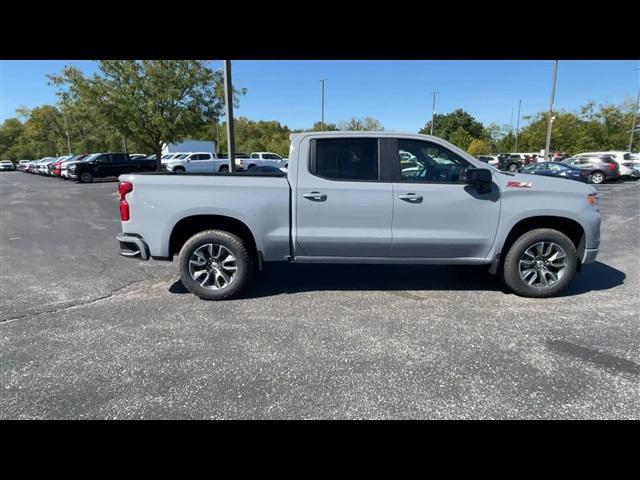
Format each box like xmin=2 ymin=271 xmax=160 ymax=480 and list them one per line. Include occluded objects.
xmin=118 ymin=181 xmax=133 ymax=221
xmin=606 ymin=163 xmax=616 ymax=171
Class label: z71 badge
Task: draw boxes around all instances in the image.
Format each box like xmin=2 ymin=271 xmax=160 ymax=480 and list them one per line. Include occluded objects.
xmin=506 ymin=181 xmax=533 ymax=188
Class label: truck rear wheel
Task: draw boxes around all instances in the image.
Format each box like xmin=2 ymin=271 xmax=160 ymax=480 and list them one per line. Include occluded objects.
xmin=501 ymin=228 xmax=577 ymax=298
xmin=178 ymin=229 xmax=254 ymax=300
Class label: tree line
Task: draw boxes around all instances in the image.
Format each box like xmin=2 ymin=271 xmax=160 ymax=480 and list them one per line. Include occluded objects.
xmin=1 ymin=61 xmax=637 ymax=165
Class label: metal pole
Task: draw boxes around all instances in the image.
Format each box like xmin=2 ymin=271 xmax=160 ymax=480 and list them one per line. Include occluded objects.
xmin=123 ymin=136 xmax=128 ymax=154
xmin=544 ymin=61 xmax=559 ymax=162
xmin=223 ymin=60 xmax=236 ymax=172
xmin=63 ymin=111 xmax=72 ymax=155
xmin=430 ymin=91 xmax=439 ymax=136
xmin=320 ymin=79 xmax=326 ymax=131
xmin=629 ymin=68 xmax=640 ymax=152
xmin=515 ymin=99 xmax=522 ymax=152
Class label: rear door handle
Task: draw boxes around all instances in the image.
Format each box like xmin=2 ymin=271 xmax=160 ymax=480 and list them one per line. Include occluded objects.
xmin=397 ymin=193 xmax=423 ymax=203
xmin=302 ymin=192 xmax=327 ymax=201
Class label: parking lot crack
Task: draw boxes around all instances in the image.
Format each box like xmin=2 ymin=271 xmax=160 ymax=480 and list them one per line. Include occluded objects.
xmin=0 ymin=274 xmax=170 ymax=324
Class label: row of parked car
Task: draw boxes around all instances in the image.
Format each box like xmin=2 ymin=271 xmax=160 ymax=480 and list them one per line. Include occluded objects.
xmin=9 ymin=150 xmax=289 ymax=182
xmin=158 ymin=151 xmax=288 ymax=173
xmin=476 ymin=151 xmax=640 ymax=184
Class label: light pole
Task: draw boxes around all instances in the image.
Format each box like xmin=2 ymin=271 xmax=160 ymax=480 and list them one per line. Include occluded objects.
xmin=510 ymin=107 xmax=514 ymax=133
xmin=320 ymin=79 xmax=327 ymax=131
xmin=223 ymin=60 xmax=236 ymax=172
xmin=544 ymin=60 xmax=559 ymax=162
xmin=515 ymin=99 xmax=522 ymax=152
xmin=628 ymin=67 xmax=640 ymax=152
xmin=430 ymin=91 xmax=439 ymax=136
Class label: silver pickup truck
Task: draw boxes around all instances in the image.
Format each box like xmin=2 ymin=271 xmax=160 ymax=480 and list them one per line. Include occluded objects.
xmin=116 ymin=132 xmax=601 ymax=300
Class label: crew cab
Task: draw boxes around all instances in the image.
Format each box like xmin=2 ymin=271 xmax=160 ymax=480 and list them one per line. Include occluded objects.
xmin=73 ymin=152 xmax=156 ymax=183
xmin=116 ymin=132 xmax=601 ymax=300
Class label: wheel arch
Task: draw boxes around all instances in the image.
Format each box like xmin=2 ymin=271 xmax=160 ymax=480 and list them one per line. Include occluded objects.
xmin=168 ymin=214 xmax=259 ymax=263
xmin=492 ymin=215 xmax=586 ymax=274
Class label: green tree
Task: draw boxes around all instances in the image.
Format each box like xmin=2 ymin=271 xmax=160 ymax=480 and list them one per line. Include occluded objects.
xmin=467 ymin=138 xmax=492 ymax=156
xmin=49 ymin=60 xmax=237 ymax=170
xmin=420 ymin=108 xmax=488 ymax=142
xmin=12 ymin=106 xmax=67 ymax=158
xmin=449 ymin=126 xmax=474 ymax=150
xmin=310 ymin=121 xmax=338 ymax=131
xmin=0 ymin=118 xmax=25 ymax=159
xmin=214 ymin=117 xmax=292 ymax=156
xmin=338 ymin=117 xmax=383 ymax=131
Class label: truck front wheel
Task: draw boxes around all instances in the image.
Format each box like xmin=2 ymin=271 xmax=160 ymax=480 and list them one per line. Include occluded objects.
xmin=178 ymin=229 xmax=254 ymax=300
xmin=501 ymin=228 xmax=578 ymax=298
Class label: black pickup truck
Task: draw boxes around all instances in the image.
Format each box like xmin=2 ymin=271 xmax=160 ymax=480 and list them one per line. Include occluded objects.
xmin=73 ymin=153 xmax=156 ymax=183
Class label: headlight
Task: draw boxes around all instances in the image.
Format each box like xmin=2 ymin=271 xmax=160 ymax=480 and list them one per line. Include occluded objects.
xmin=587 ymin=193 xmax=599 ymax=208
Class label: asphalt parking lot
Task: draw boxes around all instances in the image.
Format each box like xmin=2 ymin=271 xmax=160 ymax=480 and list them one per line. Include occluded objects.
xmin=1 ymin=172 xmax=639 ymax=419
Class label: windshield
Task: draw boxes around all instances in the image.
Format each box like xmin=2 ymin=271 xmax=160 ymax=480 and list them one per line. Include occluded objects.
xmin=174 ymin=154 xmax=189 ymax=160
xmin=81 ymin=154 xmax=101 ymax=162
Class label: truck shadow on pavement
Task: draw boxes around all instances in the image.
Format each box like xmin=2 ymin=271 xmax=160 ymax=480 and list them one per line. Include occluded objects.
xmin=168 ymin=261 xmax=625 ymax=299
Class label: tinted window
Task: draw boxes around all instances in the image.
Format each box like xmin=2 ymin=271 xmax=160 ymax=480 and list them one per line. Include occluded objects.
xmin=264 ymin=153 xmax=281 ymax=160
xmin=314 ymin=138 xmax=378 ymax=181
xmin=97 ymin=155 xmax=112 ymax=163
xmin=545 ymin=163 xmax=565 ymax=171
xmin=396 ymin=139 xmax=472 ymax=183
xmin=251 ymin=153 xmax=259 ymax=159
xmin=112 ymin=154 xmax=127 ymax=164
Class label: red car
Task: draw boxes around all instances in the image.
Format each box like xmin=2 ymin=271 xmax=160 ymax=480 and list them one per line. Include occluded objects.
xmin=52 ymin=161 xmax=63 ymax=176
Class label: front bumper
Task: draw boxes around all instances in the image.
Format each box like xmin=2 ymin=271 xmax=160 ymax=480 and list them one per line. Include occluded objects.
xmin=116 ymin=233 xmax=149 ymax=260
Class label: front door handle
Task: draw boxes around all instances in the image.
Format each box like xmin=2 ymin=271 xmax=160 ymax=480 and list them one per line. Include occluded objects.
xmin=397 ymin=193 xmax=423 ymax=203
xmin=302 ymin=192 xmax=327 ymax=201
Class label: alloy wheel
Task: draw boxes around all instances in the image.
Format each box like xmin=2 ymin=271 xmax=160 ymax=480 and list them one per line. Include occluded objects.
xmin=188 ymin=243 xmax=238 ymax=290
xmin=518 ymin=241 xmax=568 ymax=288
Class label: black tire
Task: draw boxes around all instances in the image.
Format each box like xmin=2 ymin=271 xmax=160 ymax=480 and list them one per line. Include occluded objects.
xmin=78 ymin=171 xmax=94 ymax=183
xmin=219 ymin=165 xmax=229 ymax=172
xmin=590 ymin=171 xmax=606 ymax=184
xmin=507 ymin=163 xmax=518 ymax=172
xmin=178 ymin=229 xmax=254 ymax=300
xmin=501 ymin=228 xmax=578 ymax=298
xmin=173 ymin=166 xmax=186 ymax=173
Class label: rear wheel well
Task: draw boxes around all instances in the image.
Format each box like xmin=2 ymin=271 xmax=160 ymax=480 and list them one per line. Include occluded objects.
xmin=500 ymin=216 xmax=585 ymax=268
xmin=169 ymin=215 xmax=258 ymax=260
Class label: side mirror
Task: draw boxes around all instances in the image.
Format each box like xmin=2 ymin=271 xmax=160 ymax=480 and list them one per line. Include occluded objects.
xmin=461 ymin=168 xmax=492 ymax=193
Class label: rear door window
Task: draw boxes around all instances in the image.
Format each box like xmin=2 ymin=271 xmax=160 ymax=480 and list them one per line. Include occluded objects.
xmin=313 ymin=138 xmax=379 ymax=181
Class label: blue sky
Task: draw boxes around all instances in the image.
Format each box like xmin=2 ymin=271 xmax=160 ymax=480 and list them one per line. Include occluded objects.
xmin=1 ymin=60 xmax=638 ymax=131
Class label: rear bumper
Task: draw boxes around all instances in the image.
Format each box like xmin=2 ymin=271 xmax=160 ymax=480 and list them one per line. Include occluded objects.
xmin=116 ymin=233 xmax=149 ymax=260
xmin=582 ymin=248 xmax=599 ymax=265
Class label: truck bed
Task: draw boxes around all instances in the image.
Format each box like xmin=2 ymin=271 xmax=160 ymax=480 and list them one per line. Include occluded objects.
xmin=119 ymin=172 xmax=291 ymax=261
